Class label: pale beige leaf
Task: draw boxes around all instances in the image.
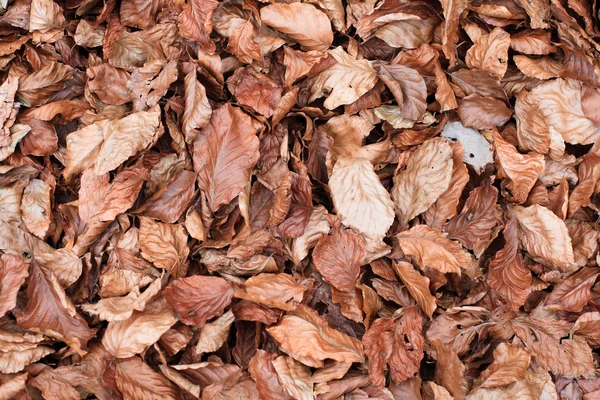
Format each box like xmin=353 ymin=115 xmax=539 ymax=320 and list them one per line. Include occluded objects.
xmin=260 ymin=3 xmax=333 ymax=51
xmin=0 ymin=180 xmax=26 ymax=223
xmin=392 ymin=138 xmax=453 ymax=226
xmin=95 ymin=110 xmax=160 ymax=174
xmin=0 ymin=373 xmax=27 ymax=400
xmin=196 ymin=310 xmax=234 ymax=354
xmin=139 ymin=217 xmax=189 ymax=275
xmin=63 ymin=120 xmax=107 ymax=181
xmin=329 ymin=157 xmax=395 ymax=240
xmin=182 ymin=68 xmax=211 ymax=142
xmin=35 ymin=248 xmax=82 ymax=288
xmin=272 ymin=356 xmax=313 ymax=400
xmin=20 ymin=179 xmax=51 ymax=239
xmin=440 ymin=122 xmax=493 ymax=173
xmin=292 ymin=206 xmax=330 ymax=265
xmin=29 ymin=0 xmax=65 ymax=34
xmin=266 ymin=305 xmax=364 ymax=368
xmin=306 ymin=47 xmax=378 ymax=110
xmin=103 ymin=296 xmax=177 ymax=358
xmin=466 ymin=27 xmax=511 ymax=79
xmin=81 ymin=277 xmax=162 ymax=321
xmin=512 ymin=204 xmax=576 ymax=271
xmin=396 ymin=225 xmax=472 ymax=274
xmin=467 ymin=369 xmax=558 ymax=400
xmin=531 ymin=78 xmax=600 ymax=145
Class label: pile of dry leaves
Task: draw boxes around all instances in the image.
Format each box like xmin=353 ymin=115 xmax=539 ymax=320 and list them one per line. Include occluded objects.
xmin=1 ymin=0 xmax=600 ymax=398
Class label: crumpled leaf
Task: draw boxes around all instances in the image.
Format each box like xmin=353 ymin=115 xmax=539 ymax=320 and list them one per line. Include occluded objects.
xmin=0 ymin=254 xmax=28 ymax=318
xmin=139 ymin=217 xmax=189 ymax=276
xmin=494 ymin=130 xmax=545 ymax=204
xmin=115 ymin=357 xmax=180 ymax=400
xmin=474 ymin=343 xmax=530 ymax=389
xmin=196 ymin=310 xmax=235 ymax=354
xmin=20 ymin=179 xmax=52 ymax=239
xmin=305 ymin=47 xmax=378 ymax=110
xmin=363 ymin=307 xmax=424 ymax=386
xmin=487 ymin=216 xmax=532 ymax=310
xmin=394 ymin=261 xmax=436 ymax=318
xmin=466 ymin=27 xmax=511 ymax=79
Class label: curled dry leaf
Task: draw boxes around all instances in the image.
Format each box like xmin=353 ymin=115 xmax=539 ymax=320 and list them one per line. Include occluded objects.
xmin=267 ymin=305 xmax=364 ymax=368
xmin=397 ymin=225 xmax=471 ymax=274
xmin=363 ymin=307 xmax=424 ymax=387
xmin=392 ymin=138 xmax=453 ymax=226
xmin=234 ymin=273 xmax=307 ymax=311
xmin=260 ymin=3 xmax=333 ymax=52
xmin=511 ymin=204 xmax=576 ymax=272
xmin=4 ymin=0 xmax=600 ymax=394
xmin=487 ymin=216 xmax=532 ymax=310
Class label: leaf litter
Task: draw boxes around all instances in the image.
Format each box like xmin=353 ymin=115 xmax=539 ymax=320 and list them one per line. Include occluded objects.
xmin=1 ymin=0 xmax=600 ymax=398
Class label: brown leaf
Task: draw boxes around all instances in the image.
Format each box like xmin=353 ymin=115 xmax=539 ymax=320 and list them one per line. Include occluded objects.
xmin=567 ymin=219 xmax=598 ymax=266
xmin=102 ymin=296 xmax=176 ymax=358
xmin=510 ymin=29 xmax=556 ymax=55
xmin=20 ymin=178 xmax=52 ymax=239
xmin=531 ymin=78 xmax=600 ymax=145
xmin=423 ymin=141 xmax=469 ymax=229
xmin=0 ymin=254 xmax=28 ymax=318
xmin=393 ymin=261 xmax=436 ymax=318
xmin=305 ymin=47 xmax=378 ymax=110
xmin=440 ymin=0 xmax=468 ymax=66
xmin=445 ymin=179 xmax=502 ymax=255
xmin=249 ymin=350 xmax=293 ymax=400
xmin=272 ymin=356 xmax=313 ymax=400
xmin=227 ymin=67 xmax=282 ymax=118
xmin=193 ymin=103 xmax=260 ymax=212
xmin=544 ymin=267 xmax=599 ymax=312
xmin=487 ymin=216 xmax=532 ymax=310
xmin=514 ymin=89 xmax=551 ymax=154
xmin=329 ymin=156 xmax=395 ymax=240
xmin=375 ymin=62 xmax=427 ymax=121
xmin=260 ymin=3 xmax=333 ymax=52
xmin=16 ymin=260 xmax=95 ymax=355
xmin=397 ymin=225 xmax=472 ymax=274
xmin=17 ymin=62 xmax=72 ymax=106
xmin=568 ymin=153 xmax=600 ymax=217
xmin=138 ymin=169 xmax=196 ymax=224
xmin=266 ymin=304 xmax=364 ymax=368
xmin=458 ymin=94 xmax=512 ymax=130
xmin=511 ymin=204 xmax=576 ymax=271
xmin=432 ymin=339 xmax=466 ymax=400
xmin=466 ymin=27 xmax=511 ymax=79
xmin=476 ymin=343 xmax=530 ymax=389
xmin=163 ymin=275 xmax=234 ymax=327
xmin=392 ymin=138 xmax=453 ymax=226
xmin=313 ymin=215 xmax=365 ymax=293
xmin=494 ymin=130 xmax=545 ymax=204
xmin=139 ymin=217 xmax=189 ymax=276
xmin=363 ymin=307 xmax=424 ymax=386
xmin=115 ymin=357 xmax=180 ymax=400
xmin=182 ymin=66 xmax=212 ymax=142
xmin=196 ymin=310 xmax=235 ymax=354
xmin=177 ymin=0 xmax=218 ymax=52
xmin=234 ymin=273 xmax=307 ymax=311
xmin=513 ymin=316 xmax=595 ymax=378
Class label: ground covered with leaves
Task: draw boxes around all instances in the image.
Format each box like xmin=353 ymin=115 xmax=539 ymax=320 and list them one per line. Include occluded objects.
xmin=1 ymin=0 xmax=600 ymax=398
